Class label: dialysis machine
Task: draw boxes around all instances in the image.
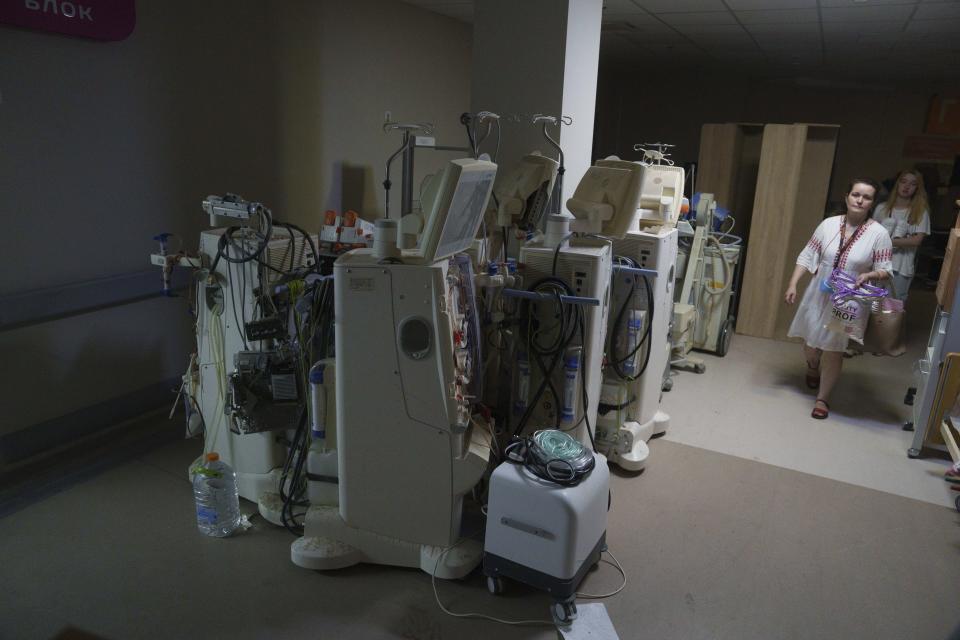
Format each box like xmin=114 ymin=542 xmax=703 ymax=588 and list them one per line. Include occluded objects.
xmin=479 ymin=159 xmax=646 ymax=626
xmin=512 ymin=160 xmax=647 ymax=448
xmin=291 ymin=157 xmax=498 ymax=577
xmin=592 ymin=156 xmax=684 ymax=470
xmin=159 ymin=196 xmax=323 ymax=518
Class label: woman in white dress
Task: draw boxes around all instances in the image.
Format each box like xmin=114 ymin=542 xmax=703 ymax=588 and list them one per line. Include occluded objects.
xmin=873 ymin=170 xmax=931 ymax=302
xmin=783 ymin=178 xmax=894 ymax=420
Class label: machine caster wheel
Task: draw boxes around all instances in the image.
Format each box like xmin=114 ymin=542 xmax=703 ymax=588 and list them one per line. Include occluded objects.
xmin=694 ymin=363 xmax=706 ymax=374
xmin=662 ymin=377 xmax=673 ymax=392
xmin=486 ymin=576 xmax=504 ymax=595
xmin=551 ymin=600 xmax=578 ymax=626
xmin=907 ymin=447 xmax=921 ymax=459
xmin=955 ymin=494 xmax=960 ymax=514
xmin=716 ymin=317 xmax=733 ymax=357
xmin=902 ymin=422 xmax=914 ymax=432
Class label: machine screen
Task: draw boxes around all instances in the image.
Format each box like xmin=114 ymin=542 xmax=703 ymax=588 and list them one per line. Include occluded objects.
xmin=434 ymin=167 xmax=495 ymax=259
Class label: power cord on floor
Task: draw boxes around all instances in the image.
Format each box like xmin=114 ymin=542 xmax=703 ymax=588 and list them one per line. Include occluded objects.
xmin=431 ymin=540 xmax=628 ymax=626
xmin=576 ymin=549 xmax=627 ymax=599
xmin=431 ymin=535 xmax=555 ymax=627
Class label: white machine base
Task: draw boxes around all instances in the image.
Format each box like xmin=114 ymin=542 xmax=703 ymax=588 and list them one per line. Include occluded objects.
xmin=290 ymin=505 xmax=481 ymax=579
xmin=257 ymin=492 xmax=284 ymax=527
xmin=598 ymin=411 xmax=670 ymax=471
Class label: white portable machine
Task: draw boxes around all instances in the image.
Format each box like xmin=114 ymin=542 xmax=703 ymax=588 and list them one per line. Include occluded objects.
xmin=512 ymin=160 xmax=646 ymax=446
xmin=291 ymin=158 xmax=498 ymax=577
xmin=592 ymin=156 xmax=684 ymax=470
xmin=482 ymin=157 xmax=657 ymax=625
xmin=152 ymin=121 xmax=692 ymax=630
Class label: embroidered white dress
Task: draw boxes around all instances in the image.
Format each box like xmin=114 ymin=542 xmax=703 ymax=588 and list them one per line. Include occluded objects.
xmin=787 ymin=215 xmax=894 ymax=351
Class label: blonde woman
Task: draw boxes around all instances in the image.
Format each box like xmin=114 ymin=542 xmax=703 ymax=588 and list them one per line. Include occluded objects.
xmin=874 ymin=170 xmax=931 ymax=302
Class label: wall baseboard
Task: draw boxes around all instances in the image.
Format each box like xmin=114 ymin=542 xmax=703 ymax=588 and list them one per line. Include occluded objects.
xmin=0 ymin=377 xmax=181 ymax=467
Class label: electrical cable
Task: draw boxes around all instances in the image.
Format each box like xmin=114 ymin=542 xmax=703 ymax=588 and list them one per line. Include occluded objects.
xmin=513 ymin=276 xmax=594 ymax=439
xmin=226 ymin=262 xmax=249 ymax=351
xmin=432 ymin=534 xmax=555 ymax=628
xmin=576 ymin=550 xmax=628 ymax=599
xmin=279 ymin=403 xmax=310 ymax=536
xmin=607 ymin=260 xmax=654 ymax=381
xmin=551 ymin=232 xmax=575 ymax=276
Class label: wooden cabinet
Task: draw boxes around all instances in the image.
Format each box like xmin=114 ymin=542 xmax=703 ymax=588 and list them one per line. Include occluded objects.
xmin=735 ymin=123 xmax=840 ymax=340
xmin=696 ymin=123 xmax=764 ymax=243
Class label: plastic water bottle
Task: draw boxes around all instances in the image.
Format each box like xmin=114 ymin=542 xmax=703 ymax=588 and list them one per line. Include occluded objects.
xmin=192 ymin=452 xmax=241 ymax=537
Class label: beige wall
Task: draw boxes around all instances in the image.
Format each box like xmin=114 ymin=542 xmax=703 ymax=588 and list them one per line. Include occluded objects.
xmin=275 ymin=0 xmax=472 ymax=224
xmin=595 ymin=65 xmax=932 ymax=207
xmin=0 ymin=0 xmax=471 ymax=436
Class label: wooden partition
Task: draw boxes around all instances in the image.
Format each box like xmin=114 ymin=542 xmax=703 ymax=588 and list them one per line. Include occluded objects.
xmin=696 ymin=123 xmax=764 ymax=241
xmin=736 ymin=123 xmax=840 ymax=341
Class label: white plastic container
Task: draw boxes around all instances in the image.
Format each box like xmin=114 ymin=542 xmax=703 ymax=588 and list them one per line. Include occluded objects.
xmin=192 ymin=452 xmax=241 ymax=537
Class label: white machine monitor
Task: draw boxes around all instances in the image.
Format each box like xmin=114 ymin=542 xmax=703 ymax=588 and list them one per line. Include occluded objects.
xmin=493 ymin=152 xmax=559 ymax=228
xmin=410 ymin=157 xmax=497 ymax=263
xmin=636 ymin=164 xmax=685 ymax=229
xmin=566 ymin=161 xmax=644 ymax=239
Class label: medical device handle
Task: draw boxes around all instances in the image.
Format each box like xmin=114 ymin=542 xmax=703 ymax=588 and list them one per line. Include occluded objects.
xmin=501 ymin=288 xmax=599 ymax=307
xmin=611 ymin=265 xmax=659 ymax=278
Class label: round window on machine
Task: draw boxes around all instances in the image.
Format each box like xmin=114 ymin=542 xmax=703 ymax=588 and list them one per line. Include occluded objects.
xmin=399 ymin=316 xmax=433 ymax=361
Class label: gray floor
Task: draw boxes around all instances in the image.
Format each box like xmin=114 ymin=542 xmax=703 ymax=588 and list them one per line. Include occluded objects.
xmin=662 ymin=288 xmax=955 ymax=508
xmin=2 ymin=414 xmax=959 ymax=640
xmin=4 ymin=289 xmax=959 ymax=639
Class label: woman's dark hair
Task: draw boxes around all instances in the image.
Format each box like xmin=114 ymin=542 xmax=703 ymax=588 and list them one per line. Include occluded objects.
xmin=841 ymin=177 xmax=882 ymax=218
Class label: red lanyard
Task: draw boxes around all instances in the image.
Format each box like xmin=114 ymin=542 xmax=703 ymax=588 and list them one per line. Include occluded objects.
xmin=833 ymin=217 xmax=865 ymax=271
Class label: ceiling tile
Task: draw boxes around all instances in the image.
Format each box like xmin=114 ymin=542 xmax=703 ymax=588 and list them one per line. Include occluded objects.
xmin=426 ymin=3 xmax=473 ymax=21
xmin=822 ymin=20 xmax=908 ymax=34
xmin=621 ymin=30 xmax=691 ymax=46
xmin=820 ymin=0 xmax=919 ymax=5
xmin=914 ymin=2 xmax=960 ymax=19
xmin=735 ymin=8 xmax=819 ymax=23
xmin=669 ymin=23 xmax=748 ymax=35
xmin=905 ymin=16 xmax=960 ymax=31
xmin=744 ymin=22 xmax=821 ymax=34
xmin=893 ymin=40 xmax=960 ymax=52
xmin=603 ymin=0 xmax=646 ymax=12
xmin=633 ymin=0 xmax=727 ymax=11
xmin=725 ymin=0 xmax=816 ymax=8
xmin=752 ymin=31 xmax=821 ymax=45
xmin=822 ymin=5 xmax=918 ymax=21
xmin=599 ymin=33 xmax=648 ymax=56
xmin=657 ymin=11 xmax=737 ymax=25
xmin=756 ymin=42 xmax=822 ymax=55
xmin=855 ymin=34 xmax=898 ymax=48
xmin=602 ymin=11 xmax=661 ymax=24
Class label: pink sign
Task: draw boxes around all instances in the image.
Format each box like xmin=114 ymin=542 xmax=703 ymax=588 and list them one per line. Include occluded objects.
xmin=0 ymin=0 xmax=135 ymax=41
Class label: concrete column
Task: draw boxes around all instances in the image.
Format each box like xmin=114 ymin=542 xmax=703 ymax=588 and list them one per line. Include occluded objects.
xmin=471 ymin=0 xmax=603 ymax=210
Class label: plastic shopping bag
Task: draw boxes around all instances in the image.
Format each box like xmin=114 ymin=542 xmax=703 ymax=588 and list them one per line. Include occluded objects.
xmin=826 ymin=296 xmax=869 ymax=343
xmin=822 ymin=269 xmax=888 ymax=345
